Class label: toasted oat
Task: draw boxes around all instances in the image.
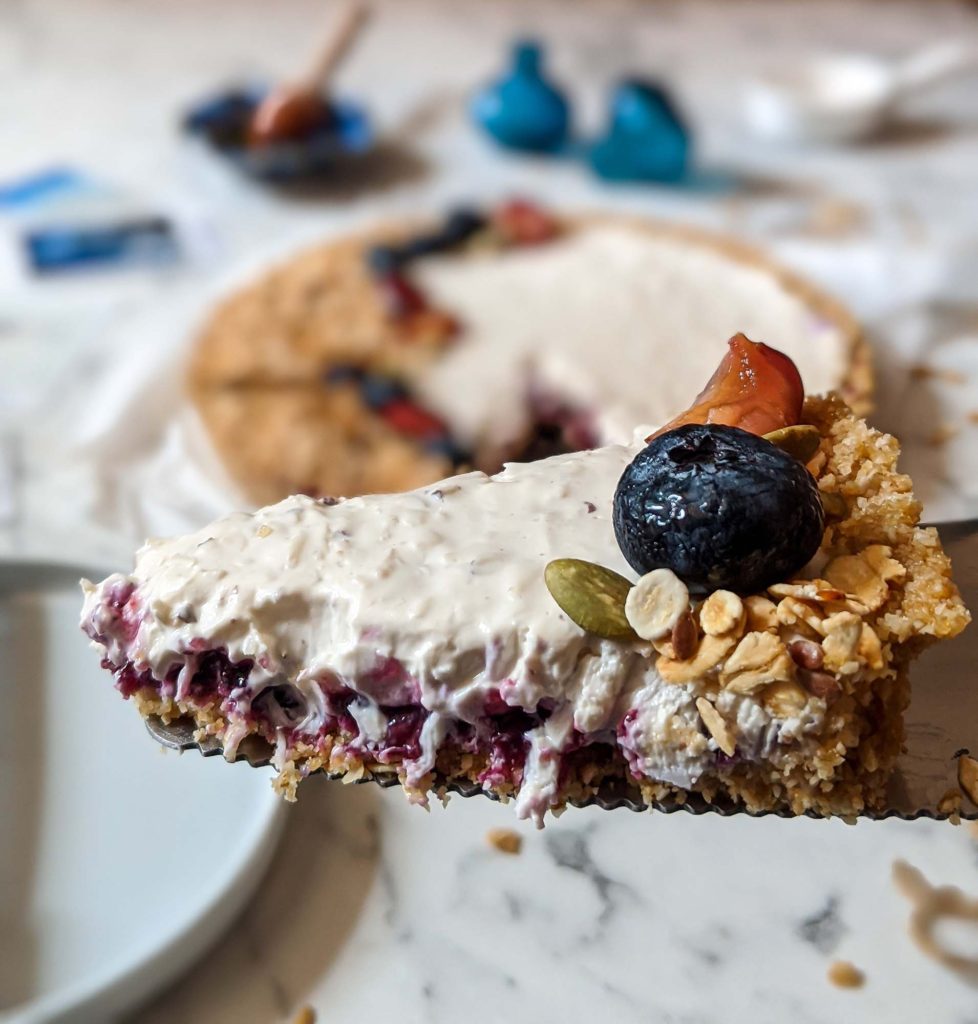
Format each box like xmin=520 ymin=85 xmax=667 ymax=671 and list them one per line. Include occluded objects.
xmin=486 ymin=827 xmax=523 ymax=854
xmin=695 ymin=697 xmax=736 ymax=756
xmin=827 ymin=961 xmax=865 ymax=989
xmin=744 ymin=595 xmax=779 ymax=633
xmin=658 ymin=634 xmax=737 ymax=684
xmin=762 ymin=680 xmax=809 ymax=718
xmin=824 ymin=547 xmax=899 ymax=612
xmin=723 ymin=633 xmax=794 ymax=694
xmin=958 ymin=755 xmax=978 ymax=807
xmin=625 ymin=568 xmax=689 ymax=641
xmin=938 ymin=789 xmax=963 ymax=818
xmin=699 ymin=590 xmax=746 ymax=637
xmin=857 ymin=623 xmax=884 ymax=671
xmin=257 ymin=524 xmax=273 ymax=538
xmin=292 ymin=1007 xmax=317 ymax=1024
xmin=768 ymin=579 xmax=844 ymax=603
xmin=776 ymin=595 xmax=827 ymax=636
xmin=822 ymin=611 xmax=863 ymax=671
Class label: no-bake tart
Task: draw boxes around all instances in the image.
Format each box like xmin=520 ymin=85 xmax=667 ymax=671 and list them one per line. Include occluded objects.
xmin=189 ymin=202 xmax=870 ymax=503
xmin=82 ymin=336 xmax=966 ymax=824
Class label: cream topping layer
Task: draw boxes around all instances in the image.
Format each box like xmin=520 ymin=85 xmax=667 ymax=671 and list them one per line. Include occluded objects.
xmin=81 ymin=441 xmax=826 ymax=823
xmin=414 ymin=224 xmax=848 ymax=450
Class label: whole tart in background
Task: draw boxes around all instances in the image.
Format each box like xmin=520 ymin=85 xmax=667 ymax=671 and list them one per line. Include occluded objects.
xmin=188 ymin=205 xmax=871 ymax=504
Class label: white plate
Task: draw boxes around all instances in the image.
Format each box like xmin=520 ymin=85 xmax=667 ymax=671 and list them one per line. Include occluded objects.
xmin=0 ymin=560 xmax=286 ymax=1024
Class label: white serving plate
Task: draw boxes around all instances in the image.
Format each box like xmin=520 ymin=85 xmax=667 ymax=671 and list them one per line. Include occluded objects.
xmin=0 ymin=559 xmax=286 ymax=1024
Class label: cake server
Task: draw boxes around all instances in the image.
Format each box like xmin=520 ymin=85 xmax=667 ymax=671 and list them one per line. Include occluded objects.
xmin=145 ymin=519 xmax=978 ymax=821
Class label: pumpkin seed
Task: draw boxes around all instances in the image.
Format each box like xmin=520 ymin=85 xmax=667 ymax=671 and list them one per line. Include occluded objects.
xmin=762 ymin=424 xmax=821 ymax=463
xmin=544 ymin=558 xmax=637 ymax=640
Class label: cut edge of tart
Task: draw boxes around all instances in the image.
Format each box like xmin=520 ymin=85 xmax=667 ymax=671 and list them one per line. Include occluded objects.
xmin=82 ymin=341 xmax=965 ymax=826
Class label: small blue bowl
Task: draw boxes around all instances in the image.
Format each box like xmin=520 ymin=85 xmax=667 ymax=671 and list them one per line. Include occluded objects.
xmin=183 ymin=84 xmax=373 ymax=183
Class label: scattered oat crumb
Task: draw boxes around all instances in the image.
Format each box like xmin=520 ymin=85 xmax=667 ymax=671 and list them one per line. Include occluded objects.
xmin=827 ymin=960 xmax=865 ymax=989
xmin=927 ymin=424 xmax=959 ymax=447
xmin=958 ymin=755 xmax=978 ymax=807
xmin=486 ymin=827 xmax=522 ymax=854
xmin=937 ymin=788 xmax=963 ymax=820
xmin=802 ymin=199 xmax=867 ymax=239
xmin=968 ymin=820 xmax=978 ymax=841
xmin=292 ymin=1007 xmax=316 ymax=1024
xmin=910 ymin=365 xmax=967 ymax=385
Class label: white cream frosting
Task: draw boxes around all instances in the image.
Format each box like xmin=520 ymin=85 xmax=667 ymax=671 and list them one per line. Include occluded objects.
xmin=81 ymin=438 xmax=825 ymax=824
xmin=413 ymin=224 xmax=848 ymax=451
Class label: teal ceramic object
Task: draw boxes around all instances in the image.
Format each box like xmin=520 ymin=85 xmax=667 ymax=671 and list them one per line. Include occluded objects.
xmin=471 ymin=41 xmax=570 ymax=153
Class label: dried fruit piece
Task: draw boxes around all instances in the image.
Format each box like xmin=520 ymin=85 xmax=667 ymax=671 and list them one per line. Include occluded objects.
xmin=624 ymin=568 xmax=689 ymax=641
xmin=699 ymin=590 xmax=745 ymax=636
xmin=380 ymin=400 xmax=448 ymax=440
xmin=762 ymin=424 xmax=821 ymax=463
xmin=493 ymin=199 xmax=560 ymax=245
xmin=695 ymin=697 xmax=736 ymax=756
xmin=958 ymin=755 xmax=978 ymax=807
xmin=647 ymin=334 xmax=804 ymax=442
xmin=544 ymin=559 xmax=637 ymax=640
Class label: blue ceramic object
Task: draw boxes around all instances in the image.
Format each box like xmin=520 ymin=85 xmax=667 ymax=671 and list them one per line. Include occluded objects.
xmin=589 ymin=78 xmax=690 ymax=183
xmin=471 ymin=40 xmax=570 ymax=153
xmin=183 ymin=85 xmax=373 ymax=183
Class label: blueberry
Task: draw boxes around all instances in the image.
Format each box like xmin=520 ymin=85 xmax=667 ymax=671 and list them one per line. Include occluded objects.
xmin=423 ymin=435 xmax=472 ymax=465
xmin=613 ymin=424 xmax=825 ymax=595
xmin=442 ymin=206 xmax=487 ymax=243
xmin=360 ymin=373 xmax=408 ymax=410
xmin=324 ymin=364 xmax=363 ymax=385
xmin=366 ymin=245 xmax=407 ymax=275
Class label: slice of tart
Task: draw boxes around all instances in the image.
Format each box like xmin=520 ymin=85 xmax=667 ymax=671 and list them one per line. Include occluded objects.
xmin=189 ymin=202 xmax=870 ymax=504
xmin=82 ymin=336 xmax=967 ymax=825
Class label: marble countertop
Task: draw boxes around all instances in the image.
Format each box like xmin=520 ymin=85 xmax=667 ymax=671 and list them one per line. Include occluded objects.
xmin=4 ymin=1 xmax=978 ymax=1021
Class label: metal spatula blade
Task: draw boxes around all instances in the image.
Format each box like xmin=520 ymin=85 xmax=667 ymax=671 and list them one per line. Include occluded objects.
xmin=145 ymin=521 xmax=978 ymax=821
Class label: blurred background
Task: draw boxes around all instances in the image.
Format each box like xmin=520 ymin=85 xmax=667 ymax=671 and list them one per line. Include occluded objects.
xmin=3 ymin=1 xmax=978 ymax=1022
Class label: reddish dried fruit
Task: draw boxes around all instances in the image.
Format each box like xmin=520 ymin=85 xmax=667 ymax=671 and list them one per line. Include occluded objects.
xmin=377 ymin=272 xmax=427 ymax=319
xmin=400 ymin=308 xmax=460 ymax=346
xmin=648 ymin=333 xmax=804 ymax=442
xmin=493 ymin=199 xmax=560 ymax=246
xmin=380 ymin=399 xmax=447 ymax=440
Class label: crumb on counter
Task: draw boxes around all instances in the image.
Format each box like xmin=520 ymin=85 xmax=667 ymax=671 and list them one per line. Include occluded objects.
xmin=291 ymin=1006 xmax=316 ymax=1024
xmin=927 ymin=424 xmax=960 ymax=447
xmin=486 ymin=827 xmax=522 ymax=854
xmin=827 ymin=960 xmax=865 ymax=989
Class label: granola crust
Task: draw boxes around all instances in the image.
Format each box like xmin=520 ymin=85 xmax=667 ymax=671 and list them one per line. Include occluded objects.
xmin=188 ymin=216 xmax=869 ymax=503
xmin=129 ymin=396 xmax=968 ymax=819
